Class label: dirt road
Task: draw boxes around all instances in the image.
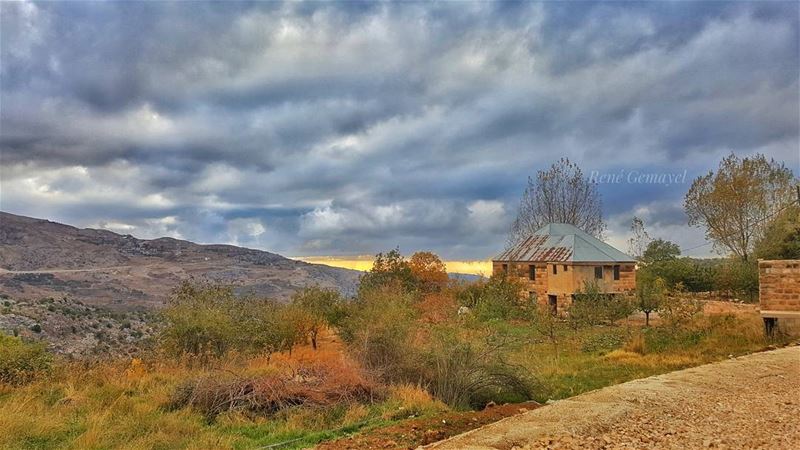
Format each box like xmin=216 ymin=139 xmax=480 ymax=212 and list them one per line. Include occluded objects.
xmin=427 ymin=346 xmax=800 ymax=449
xmin=0 ymin=266 xmax=133 ymax=274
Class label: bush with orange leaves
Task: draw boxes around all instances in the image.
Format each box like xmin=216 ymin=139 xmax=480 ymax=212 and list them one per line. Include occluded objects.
xmin=167 ymin=355 xmax=383 ymax=420
xmin=417 ymin=292 xmax=458 ymax=324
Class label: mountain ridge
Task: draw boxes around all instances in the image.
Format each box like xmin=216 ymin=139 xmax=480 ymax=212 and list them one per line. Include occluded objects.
xmin=0 ymin=211 xmax=360 ymax=309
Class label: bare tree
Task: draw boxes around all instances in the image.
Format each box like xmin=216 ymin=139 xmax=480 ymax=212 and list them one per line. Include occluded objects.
xmin=627 ymin=216 xmax=651 ymax=260
xmin=684 ymin=153 xmax=797 ymax=261
xmin=510 ymin=158 xmax=605 ymax=244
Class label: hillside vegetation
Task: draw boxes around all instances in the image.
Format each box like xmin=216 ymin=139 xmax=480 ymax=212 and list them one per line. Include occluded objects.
xmin=0 ymin=249 xmax=789 ymax=449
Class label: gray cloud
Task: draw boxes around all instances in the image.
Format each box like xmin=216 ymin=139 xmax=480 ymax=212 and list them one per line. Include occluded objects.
xmin=1 ymin=1 xmax=797 ymax=260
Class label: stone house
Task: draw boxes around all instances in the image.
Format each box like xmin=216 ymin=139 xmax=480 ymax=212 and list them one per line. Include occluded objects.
xmin=492 ymin=223 xmax=636 ymax=313
xmin=759 ymin=259 xmax=800 ymax=336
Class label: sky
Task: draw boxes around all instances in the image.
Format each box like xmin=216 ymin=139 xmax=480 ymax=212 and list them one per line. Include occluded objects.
xmin=1 ymin=1 xmax=798 ymax=261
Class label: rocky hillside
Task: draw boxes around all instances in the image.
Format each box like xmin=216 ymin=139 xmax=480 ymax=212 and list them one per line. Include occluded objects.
xmin=0 ymin=211 xmax=360 ymax=309
xmin=0 ymin=294 xmax=158 ymax=357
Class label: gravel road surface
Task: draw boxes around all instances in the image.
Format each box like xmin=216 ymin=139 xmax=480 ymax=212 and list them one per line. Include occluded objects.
xmin=427 ymin=346 xmax=800 ymax=450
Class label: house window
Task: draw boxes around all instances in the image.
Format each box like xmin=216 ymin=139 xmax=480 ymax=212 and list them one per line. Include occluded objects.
xmin=594 ymin=266 xmax=603 ymax=279
xmin=563 ymin=265 xmax=568 ymax=272
xmin=502 ymin=263 xmax=508 ymax=274
xmin=528 ymin=265 xmax=536 ymax=280
xmin=552 ymin=265 xmax=557 ymax=275
xmin=613 ymin=265 xmax=620 ymax=281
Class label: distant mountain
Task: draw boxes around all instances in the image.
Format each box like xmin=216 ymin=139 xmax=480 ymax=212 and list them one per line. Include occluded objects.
xmin=0 ymin=211 xmax=360 ymax=309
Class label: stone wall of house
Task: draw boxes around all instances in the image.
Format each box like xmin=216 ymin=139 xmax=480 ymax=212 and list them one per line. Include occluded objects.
xmin=491 ymin=261 xmax=636 ymax=313
xmin=568 ymin=264 xmax=636 ymax=294
xmin=759 ymin=259 xmax=800 ymax=336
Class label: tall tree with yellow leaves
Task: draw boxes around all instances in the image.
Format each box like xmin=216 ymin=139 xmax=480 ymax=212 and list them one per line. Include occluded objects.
xmin=684 ymin=153 xmax=796 ymax=262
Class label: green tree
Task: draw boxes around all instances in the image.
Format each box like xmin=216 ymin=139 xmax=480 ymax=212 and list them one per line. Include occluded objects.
xmin=636 ymin=276 xmax=666 ymax=326
xmin=685 ymin=153 xmax=797 ymax=261
xmin=641 ymin=239 xmax=681 ymax=264
xmin=359 ymin=248 xmax=419 ymax=295
xmin=161 ymin=282 xmax=301 ymax=359
xmin=754 ymin=204 xmax=800 ymax=260
xmin=161 ymin=282 xmax=239 ymax=357
xmin=530 ymin=302 xmax=564 ymax=357
xmin=643 ymin=258 xmax=716 ymax=292
xmin=569 ymin=281 xmax=604 ymax=328
xmin=291 ymin=286 xmax=344 ymax=350
xmin=714 ymin=259 xmax=759 ymax=302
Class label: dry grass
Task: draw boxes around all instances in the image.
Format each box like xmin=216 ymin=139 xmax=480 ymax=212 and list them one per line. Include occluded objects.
xmin=511 ymin=309 xmax=777 ymax=402
xmin=0 ymin=333 xmax=375 ymax=449
xmin=383 ymin=384 xmax=448 ymax=420
xmin=0 ymin=357 xmax=239 ymax=449
xmin=0 ymin=328 xmax=450 ymax=449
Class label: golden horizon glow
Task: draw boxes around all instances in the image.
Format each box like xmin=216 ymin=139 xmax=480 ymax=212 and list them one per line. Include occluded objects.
xmin=292 ymin=256 xmax=492 ymax=276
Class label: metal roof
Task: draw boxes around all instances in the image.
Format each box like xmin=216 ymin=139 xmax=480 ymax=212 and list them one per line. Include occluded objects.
xmin=494 ymin=223 xmax=635 ymax=263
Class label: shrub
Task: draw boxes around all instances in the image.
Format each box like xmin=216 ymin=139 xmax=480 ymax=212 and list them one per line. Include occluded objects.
xmin=0 ymin=334 xmax=52 ymax=385
xmin=455 ymin=275 xmax=523 ymax=321
xmin=417 ymin=292 xmax=458 ymax=324
xmin=714 ymin=259 xmax=759 ymax=302
xmin=528 ymin=303 xmax=564 ymax=354
xmin=571 ymin=281 xmax=636 ymax=327
xmin=659 ymin=286 xmax=704 ymax=330
xmin=567 ymin=296 xmax=600 ymax=328
xmin=605 ymin=293 xmax=636 ymax=325
xmin=160 ymin=283 xmax=240 ymax=358
xmin=30 ymin=324 xmax=42 ymax=333
xmin=168 ymin=359 xmax=381 ymax=420
xmin=420 ymin=329 xmax=532 ymax=409
xmin=338 ymin=286 xmax=418 ymax=381
xmin=580 ymin=329 xmax=627 ymax=353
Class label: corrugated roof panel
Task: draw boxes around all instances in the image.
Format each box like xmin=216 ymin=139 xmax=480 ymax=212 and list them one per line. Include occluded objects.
xmin=494 ymin=223 xmax=635 ymax=263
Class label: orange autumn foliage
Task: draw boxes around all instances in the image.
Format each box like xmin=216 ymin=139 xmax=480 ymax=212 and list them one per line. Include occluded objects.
xmin=409 ymin=251 xmax=448 ymax=289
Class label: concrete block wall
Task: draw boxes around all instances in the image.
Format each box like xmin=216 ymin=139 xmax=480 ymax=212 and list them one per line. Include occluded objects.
xmin=759 ymin=259 xmax=800 ymax=336
xmin=759 ymin=260 xmax=800 ymax=312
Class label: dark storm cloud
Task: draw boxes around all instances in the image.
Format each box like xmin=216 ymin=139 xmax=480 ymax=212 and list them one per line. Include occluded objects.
xmin=1 ymin=0 xmax=797 ymax=259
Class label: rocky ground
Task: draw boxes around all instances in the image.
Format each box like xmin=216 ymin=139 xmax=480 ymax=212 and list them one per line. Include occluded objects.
xmin=316 ymin=402 xmax=543 ymax=450
xmin=427 ymin=345 xmax=800 ymax=450
xmin=0 ymin=293 xmax=157 ymax=357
